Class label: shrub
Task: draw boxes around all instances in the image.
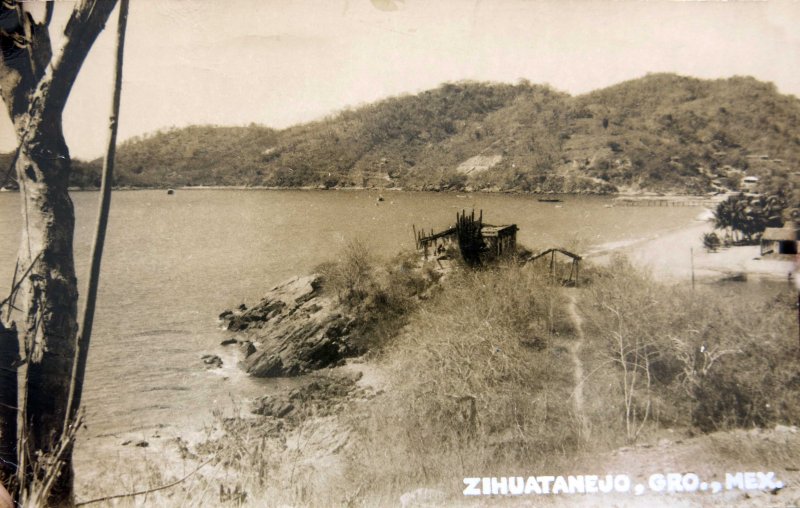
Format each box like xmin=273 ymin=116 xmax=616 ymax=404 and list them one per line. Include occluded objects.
xmin=316 ymin=238 xmax=376 ymax=305
xmin=316 ymin=240 xmax=436 ymax=352
xmin=702 ymin=231 xmax=721 ymax=252
xmin=582 ymin=256 xmax=799 ymax=440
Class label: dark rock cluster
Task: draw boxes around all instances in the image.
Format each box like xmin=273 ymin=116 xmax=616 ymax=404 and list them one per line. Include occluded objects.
xmin=218 ymin=275 xmax=358 ymax=377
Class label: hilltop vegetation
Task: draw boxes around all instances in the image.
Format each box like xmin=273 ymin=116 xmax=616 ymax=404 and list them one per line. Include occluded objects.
xmin=4 ymin=74 xmax=799 ymax=196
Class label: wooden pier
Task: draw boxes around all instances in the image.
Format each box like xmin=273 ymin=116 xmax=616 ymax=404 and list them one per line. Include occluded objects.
xmin=613 ymin=197 xmax=718 ymax=207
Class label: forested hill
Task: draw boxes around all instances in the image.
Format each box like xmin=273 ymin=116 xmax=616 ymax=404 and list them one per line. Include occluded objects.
xmin=4 ymin=74 xmax=799 ymax=196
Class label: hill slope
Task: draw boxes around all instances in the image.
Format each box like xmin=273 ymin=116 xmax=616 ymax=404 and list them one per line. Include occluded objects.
xmin=4 ymin=74 xmax=798 ymax=197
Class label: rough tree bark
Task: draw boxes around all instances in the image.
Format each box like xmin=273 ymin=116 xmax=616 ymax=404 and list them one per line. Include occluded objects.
xmin=0 ymin=321 xmax=16 ymax=485
xmin=0 ymin=1 xmax=118 ymax=505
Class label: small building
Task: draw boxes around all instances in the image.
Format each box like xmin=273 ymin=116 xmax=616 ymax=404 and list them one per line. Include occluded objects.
xmin=526 ymin=248 xmax=583 ymax=286
xmin=478 ymin=224 xmax=518 ymax=258
xmin=741 ymin=175 xmax=759 ymax=191
xmin=761 ymin=225 xmax=798 ymax=259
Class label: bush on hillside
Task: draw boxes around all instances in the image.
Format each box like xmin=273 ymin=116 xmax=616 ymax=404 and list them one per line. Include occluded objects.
xmin=316 ymin=240 xmax=438 ymax=352
xmin=583 ymin=256 xmax=798 ymax=439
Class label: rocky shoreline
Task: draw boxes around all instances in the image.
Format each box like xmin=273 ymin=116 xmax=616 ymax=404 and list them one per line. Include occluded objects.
xmin=216 ymin=274 xmax=360 ymax=377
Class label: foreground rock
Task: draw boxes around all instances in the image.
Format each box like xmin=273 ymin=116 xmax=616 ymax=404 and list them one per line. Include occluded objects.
xmin=201 ymin=354 xmax=223 ymax=368
xmin=219 ymin=275 xmax=358 ymax=377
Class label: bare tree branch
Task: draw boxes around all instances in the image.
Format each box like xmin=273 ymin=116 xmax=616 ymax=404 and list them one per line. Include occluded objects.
xmin=43 ymin=2 xmax=54 ymax=28
xmin=39 ymin=0 xmax=118 ymax=121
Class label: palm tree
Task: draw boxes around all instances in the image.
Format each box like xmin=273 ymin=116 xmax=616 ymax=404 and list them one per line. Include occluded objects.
xmin=714 ymin=192 xmax=787 ymax=245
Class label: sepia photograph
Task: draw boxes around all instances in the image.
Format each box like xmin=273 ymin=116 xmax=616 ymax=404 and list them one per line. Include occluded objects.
xmin=0 ymin=0 xmax=799 ymax=506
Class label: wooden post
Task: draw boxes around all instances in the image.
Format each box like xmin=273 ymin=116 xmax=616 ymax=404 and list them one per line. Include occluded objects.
xmin=690 ymin=247 xmax=695 ymax=290
xmin=65 ymin=0 xmax=130 ymax=431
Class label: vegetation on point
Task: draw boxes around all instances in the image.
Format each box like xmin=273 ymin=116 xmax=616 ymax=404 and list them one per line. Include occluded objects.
xmin=345 ymin=261 xmax=578 ymax=492
xmin=315 ymin=239 xmax=439 ymax=352
xmin=341 ymin=255 xmax=797 ymax=499
xmin=134 ymin=249 xmax=797 ymax=506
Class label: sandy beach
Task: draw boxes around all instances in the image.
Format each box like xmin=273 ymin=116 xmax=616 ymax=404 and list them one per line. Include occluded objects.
xmin=588 ymin=209 xmax=797 ymax=283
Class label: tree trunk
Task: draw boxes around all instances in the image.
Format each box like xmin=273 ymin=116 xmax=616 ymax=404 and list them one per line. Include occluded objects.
xmin=0 ymin=321 xmax=17 ymax=487
xmin=0 ymin=3 xmax=119 ymax=503
xmin=14 ymin=120 xmax=78 ymax=504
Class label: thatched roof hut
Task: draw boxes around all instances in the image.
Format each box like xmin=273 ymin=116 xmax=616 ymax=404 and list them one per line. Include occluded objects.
xmin=761 ymin=225 xmax=798 ymax=258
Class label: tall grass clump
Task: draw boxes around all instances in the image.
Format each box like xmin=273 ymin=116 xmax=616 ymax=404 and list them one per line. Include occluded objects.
xmin=344 ymin=261 xmax=580 ymax=497
xmin=315 ymin=238 xmax=438 ymax=352
xmin=581 ymin=255 xmax=799 ymax=446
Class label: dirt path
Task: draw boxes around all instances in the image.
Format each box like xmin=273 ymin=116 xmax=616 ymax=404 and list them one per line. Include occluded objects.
xmin=565 ymin=289 xmax=588 ymax=440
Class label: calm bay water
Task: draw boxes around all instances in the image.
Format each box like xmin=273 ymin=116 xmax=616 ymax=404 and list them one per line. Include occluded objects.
xmin=0 ymin=189 xmax=698 ymax=438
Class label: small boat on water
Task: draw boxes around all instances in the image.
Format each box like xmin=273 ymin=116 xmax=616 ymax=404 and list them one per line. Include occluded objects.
xmin=377 ymin=195 xmax=384 ymax=202
xmin=167 ymin=189 xmax=175 ymax=195
xmin=537 ymin=198 xmax=562 ymax=203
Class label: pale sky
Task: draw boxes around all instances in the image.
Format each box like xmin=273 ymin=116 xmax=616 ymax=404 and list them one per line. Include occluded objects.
xmin=2 ymin=0 xmax=800 ymax=159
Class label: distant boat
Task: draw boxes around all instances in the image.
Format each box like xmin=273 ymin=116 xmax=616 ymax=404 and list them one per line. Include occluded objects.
xmin=167 ymin=189 xmax=175 ymax=195
xmin=538 ymin=198 xmax=562 ymax=203
xmin=377 ymin=195 xmax=384 ymax=202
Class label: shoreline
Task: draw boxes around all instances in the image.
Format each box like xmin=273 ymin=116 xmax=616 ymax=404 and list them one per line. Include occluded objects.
xmin=588 ymin=209 xmax=796 ymax=283
xmin=6 ymin=185 xmax=723 ymax=199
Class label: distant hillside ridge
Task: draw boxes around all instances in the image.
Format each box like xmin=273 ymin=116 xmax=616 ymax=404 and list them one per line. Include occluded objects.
xmin=4 ymin=74 xmax=798 ymax=198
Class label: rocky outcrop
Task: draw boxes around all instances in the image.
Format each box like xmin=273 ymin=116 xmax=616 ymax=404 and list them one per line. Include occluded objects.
xmin=219 ymin=275 xmax=358 ymax=377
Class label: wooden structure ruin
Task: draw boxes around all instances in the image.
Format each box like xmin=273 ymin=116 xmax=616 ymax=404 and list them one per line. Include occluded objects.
xmin=415 ymin=210 xmax=518 ymax=266
xmin=527 ymin=248 xmax=582 ymax=286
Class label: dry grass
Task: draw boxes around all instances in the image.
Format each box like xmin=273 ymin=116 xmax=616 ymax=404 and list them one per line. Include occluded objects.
xmin=580 ymin=254 xmax=799 ymax=448
xmin=342 ymin=262 xmax=581 ymax=499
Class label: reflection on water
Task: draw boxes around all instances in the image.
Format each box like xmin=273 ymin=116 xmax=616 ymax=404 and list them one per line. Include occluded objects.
xmin=0 ymin=189 xmax=699 ymax=437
